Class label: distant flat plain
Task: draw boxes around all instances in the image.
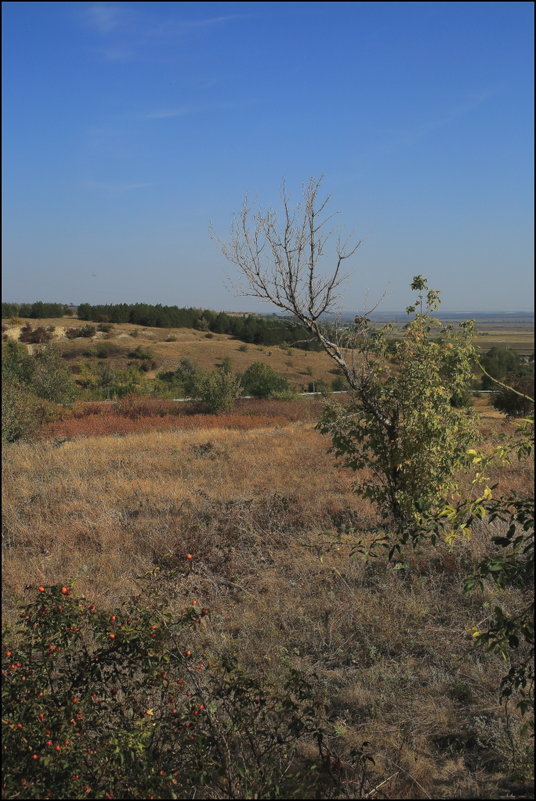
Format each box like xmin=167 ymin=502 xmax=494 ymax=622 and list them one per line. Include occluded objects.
xmin=367 ymin=311 xmax=534 ymax=355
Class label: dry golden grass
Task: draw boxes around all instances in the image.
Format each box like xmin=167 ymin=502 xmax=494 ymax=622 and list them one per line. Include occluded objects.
xmin=2 ymin=401 xmax=533 ymax=798
xmin=2 ymin=317 xmax=342 ymax=388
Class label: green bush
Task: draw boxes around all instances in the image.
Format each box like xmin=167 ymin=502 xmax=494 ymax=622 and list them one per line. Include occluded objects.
xmin=2 ymin=341 xmax=77 ymax=408
xmin=83 ymin=342 xmax=124 ymax=359
xmin=2 ymin=582 xmax=353 ymax=800
xmin=128 ymin=345 xmax=155 ymax=360
xmin=78 ymin=325 xmax=96 ymax=338
xmin=241 ymin=362 xmax=290 ymax=398
xmin=2 ymin=382 xmax=41 ymax=442
xmin=480 ymin=347 xmax=531 ymax=389
xmin=30 ymin=349 xmax=78 ymax=405
xmin=491 ymin=377 xmax=534 ymax=418
xmin=194 ymin=369 xmax=242 ymax=413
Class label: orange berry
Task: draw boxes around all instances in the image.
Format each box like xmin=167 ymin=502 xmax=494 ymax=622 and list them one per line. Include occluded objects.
xmin=38 ymin=587 xmax=45 ymax=592
xmin=186 ymin=554 xmax=192 ymax=559
xmin=61 ymin=587 xmax=70 ymax=595
xmin=109 ymin=633 xmax=116 ymax=639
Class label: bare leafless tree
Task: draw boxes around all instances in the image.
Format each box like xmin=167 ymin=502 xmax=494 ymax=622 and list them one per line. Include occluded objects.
xmin=216 ymin=176 xmax=377 ymax=391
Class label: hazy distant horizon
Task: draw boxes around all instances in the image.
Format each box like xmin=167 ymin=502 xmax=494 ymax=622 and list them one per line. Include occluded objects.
xmin=2 ymin=298 xmax=533 ymax=319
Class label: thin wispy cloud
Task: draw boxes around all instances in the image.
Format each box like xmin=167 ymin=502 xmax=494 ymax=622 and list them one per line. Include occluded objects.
xmin=143 ymin=102 xmax=238 ymax=120
xmin=83 ymin=4 xmax=126 ymax=36
xmin=405 ymin=89 xmax=497 ymax=140
xmin=80 ymin=4 xmax=249 ymax=63
xmin=387 ymin=89 xmax=498 ymax=150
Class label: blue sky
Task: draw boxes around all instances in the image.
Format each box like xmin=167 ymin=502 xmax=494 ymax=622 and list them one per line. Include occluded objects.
xmin=2 ymin=1 xmax=533 ymax=312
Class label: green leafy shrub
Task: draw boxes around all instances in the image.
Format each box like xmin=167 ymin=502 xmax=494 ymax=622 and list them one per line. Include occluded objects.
xmin=65 ymin=326 xmax=96 ymax=340
xmin=491 ymin=377 xmax=534 ymax=418
xmin=318 ymin=278 xmax=479 ymax=531
xmin=193 ymin=369 xmax=242 ymax=413
xmin=2 ymin=382 xmax=41 ymax=442
xmin=480 ymin=347 xmax=531 ymax=389
xmin=331 ymin=375 xmax=350 ymax=392
xmin=83 ymin=342 xmax=124 ymax=359
xmin=78 ymin=326 xmax=96 ymax=338
xmin=128 ymin=345 xmax=155 ymax=360
xmin=2 ymin=582 xmax=353 ymax=800
xmin=30 ymin=349 xmax=78 ymax=405
xmin=2 ymin=341 xmax=77 ymax=425
xmin=241 ymin=362 xmax=290 ymax=398
xmin=2 ymin=382 xmax=65 ymax=443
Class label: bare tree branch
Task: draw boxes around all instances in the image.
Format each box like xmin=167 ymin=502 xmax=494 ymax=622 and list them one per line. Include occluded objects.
xmin=216 ymin=176 xmax=381 ymax=396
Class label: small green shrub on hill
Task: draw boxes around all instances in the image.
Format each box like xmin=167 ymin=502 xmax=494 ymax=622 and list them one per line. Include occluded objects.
xmin=240 ymin=362 xmax=290 ymax=398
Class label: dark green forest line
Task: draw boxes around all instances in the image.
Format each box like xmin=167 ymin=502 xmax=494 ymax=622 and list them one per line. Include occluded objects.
xmin=2 ymin=302 xmax=322 ymax=351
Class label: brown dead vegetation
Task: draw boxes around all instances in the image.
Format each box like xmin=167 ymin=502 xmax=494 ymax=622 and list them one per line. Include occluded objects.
xmin=2 ymin=399 xmax=533 ymax=798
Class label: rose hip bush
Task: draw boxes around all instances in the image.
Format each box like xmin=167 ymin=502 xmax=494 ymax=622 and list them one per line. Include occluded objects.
xmin=2 ymin=580 xmax=367 ymax=799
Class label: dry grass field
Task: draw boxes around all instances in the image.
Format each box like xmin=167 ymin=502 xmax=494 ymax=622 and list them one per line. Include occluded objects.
xmin=2 ymin=317 xmax=341 ymax=389
xmin=2 ymin=393 xmax=533 ymax=798
xmin=3 ymin=315 xmax=533 ymax=391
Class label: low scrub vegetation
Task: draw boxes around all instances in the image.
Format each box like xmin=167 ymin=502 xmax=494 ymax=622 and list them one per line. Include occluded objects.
xmin=2 ymin=402 xmax=533 ymax=795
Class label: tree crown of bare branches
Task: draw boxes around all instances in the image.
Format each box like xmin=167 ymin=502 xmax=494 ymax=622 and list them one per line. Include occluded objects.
xmin=219 ymin=177 xmax=362 ymax=324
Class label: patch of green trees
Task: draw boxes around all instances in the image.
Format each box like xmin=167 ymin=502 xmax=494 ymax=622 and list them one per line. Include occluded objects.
xmin=2 ymin=340 xmax=77 ymax=441
xmin=2 ymin=302 xmax=72 ymax=318
xmin=75 ymin=303 xmax=322 ymax=350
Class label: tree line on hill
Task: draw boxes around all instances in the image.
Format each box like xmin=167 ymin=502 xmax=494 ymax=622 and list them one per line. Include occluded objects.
xmin=76 ymin=303 xmax=322 ymax=349
xmin=2 ymin=302 xmax=73 ymax=318
xmin=2 ymin=301 xmax=324 ymax=350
